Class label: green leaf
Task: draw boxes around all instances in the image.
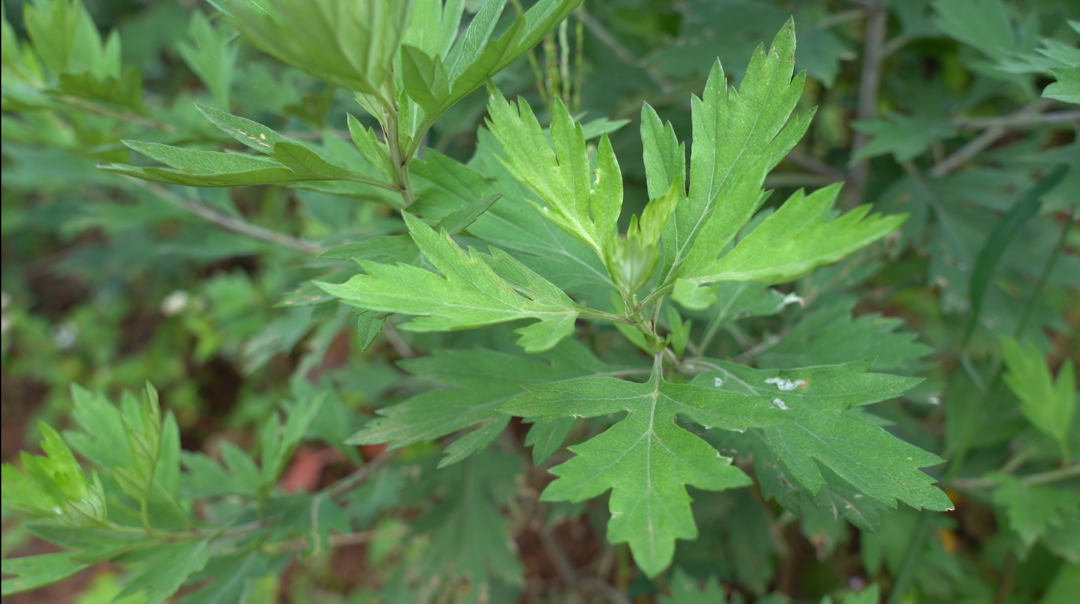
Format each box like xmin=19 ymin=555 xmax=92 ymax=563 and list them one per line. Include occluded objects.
xmin=524 ymin=418 xmax=576 ymax=465
xmin=665 ymin=19 xmax=814 ymax=284
xmin=963 ymin=165 xmax=1068 ymax=344
xmin=431 ymin=0 xmax=582 ymax=122
xmin=401 ymin=44 xmax=450 ymax=115
xmin=693 ymin=360 xmax=953 ymax=511
xmin=222 ymin=0 xmax=413 ymax=97
xmin=1 ymin=552 xmax=91 ymax=596
xmin=641 ymin=103 xmax=687 ymax=202
xmin=487 ymin=92 xmax=623 ymax=264
xmin=109 ymin=106 xmax=393 ymax=192
xmin=402 ymin=452 xmax=524 ymax=601
xmin=932 ymin=0 xmax=1019 ymax=60
xmin=112 ymin=384 xmax=165 ymax=509
xmin=1000 ymin=336 xmax=1076 ymax=461
xmin=990 ymin=473 xmax=1080 ymax=548
xmin=410 ymin=145 xmax=613 ymax=291
xmin=1044 ymin=66 xmax=1080 ymax=104
xmin=115 ymin=539 xmax=211 ymax=604
xmin=347 ymin=113 xmax=396 ymax=183
xmin=608 ymin=176 xmax=682 ymax=295
xmin=176 ymin=11 xmax=237 ymax=109
xmin=756 ymin=298 xmax=932 ymax=372
xmin=674 ymin=185 xmax=904 ymax=309
xmin=260 ymin=393 xmax=325 ymax=486
xmin=316 ymin=213 xmax=584 ymax=352
xmin=348 ymin=339 xmax=614 ymax=466
xmin=851 ymin=115 xmax=957 ymax=162
xmin=502 ymin=357 xmax=788 ymax=577
xmin=435 ymin=194 xmax=501 ymax=236
xmin=1 ymin=423 xmax=107 ymax=526
xmin=661 ymin=569 xmax=728 ymax=604
xmin=177 ymin=551 xmax=272 ymax=604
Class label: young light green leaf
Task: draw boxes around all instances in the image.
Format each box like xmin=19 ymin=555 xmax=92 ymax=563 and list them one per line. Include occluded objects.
xmin=674 ymin=185 xmax=904 ymax=309
xmin=641 ymin=102 xmax=687 ymax=201
xmin=502 ymin=358 xmax=789 ymax=577
xmin=410 ymin=144 xmax=613 ymax=291
xmin=401 ymin=44 xmax=450 ymax=115
xmin=692 ymin=359 xmax=953 ymax=511
xmin=607 ymin=176 xmax=682 ymax=295
xmin=221 ymin=0 xmax=413 ymax=98
xmin=1000 ymin=336 xmax=1076 ymax=461
xmin=347 ymin=113 xmax=396 ymax=183
xmin=1 ymin=423 xmax=107 ymax=527
xmin=348 ymin=339 xmax=614 ymax=467
xmin=112 ymin=384 xmax=165 ymax=509
xmin=486 ymin=92 xmax=623 ymax=264
xmin=665 ymin=19 xmax=814 ymax=283
xmin=316 ymin=213 xmax=584 ymax=352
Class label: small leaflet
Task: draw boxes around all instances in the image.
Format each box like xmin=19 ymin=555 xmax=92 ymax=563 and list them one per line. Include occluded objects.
xmin=765 ymin=377 xmax=807 ymax=391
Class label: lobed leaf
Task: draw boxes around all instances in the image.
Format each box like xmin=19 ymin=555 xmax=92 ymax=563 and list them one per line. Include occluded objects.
xmin=692 ymin=360 xmax=953 ymax=511
xmin=317 ymin=213 xmax=583 ymax=352
xmin=675 ymin=185 xmax=905 ymax=309
xmin=503 ymin=358 xmax=788 ymax=576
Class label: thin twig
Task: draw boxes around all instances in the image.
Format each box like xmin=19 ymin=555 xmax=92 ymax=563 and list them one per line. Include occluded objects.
xmin=952 ymin=110 xmax=1080 ymax=130
xmin=381 ymin=321 xmax=417 ymax=359
xmin=931 ymin=99 xmax=1055 ymax=177
xmin=787 ymin=150 xmax=848 ymax=182
xmin=952 ymin=463 xmax=1080 ymax=489
xmin=847 ymin=2 xmax=889 ymax=207
xmin=127 ymin=179 xmax=326 ymax=254
xmin=326 ymin=450 xmax=395 ymax=500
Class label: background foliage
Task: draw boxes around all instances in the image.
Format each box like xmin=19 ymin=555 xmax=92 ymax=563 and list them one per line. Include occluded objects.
xmin=1 ymin=0 xmax=1077 ymax=603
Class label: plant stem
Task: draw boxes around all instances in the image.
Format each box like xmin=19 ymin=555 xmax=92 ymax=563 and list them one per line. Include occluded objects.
xmin=327 ymin=450 xmax=395 ymax=500
xmin=931 ymin=99 xmax=1054 ymax=177
xmin=128 ymin=179 xmax=325 ymax=254
xmin=380 ymin=90 xmax=417 ymax=208
xmin=953 ymin=463 xmax=1080 ymax=489
xmin=847 ymin=1 xmax=888 ymax=207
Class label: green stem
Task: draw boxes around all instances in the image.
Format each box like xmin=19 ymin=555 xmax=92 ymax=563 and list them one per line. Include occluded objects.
xmin=953 ymin=463 xmax=1080 ymax=489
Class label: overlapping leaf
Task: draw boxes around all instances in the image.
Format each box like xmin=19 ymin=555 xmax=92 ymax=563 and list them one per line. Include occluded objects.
xmin=348 ymin=339 xmax=615 ymax=466
xmin=411 ymin=139 xmax=614 ymax=292
xmin=318 ymin=212 xmax=585 ymax=352
xmin=662 ymin=19 xmax=813 ymax=284
xmin=502 ymin=358 xmax=788 ymax=576
xmin=106 ymin=105 xmax=391 ymax=193
xmin=690 ymin=359 xmax=952 ymax=511
xmin=487 ymin=92 xmax=623 ymax=264
xmin=674 ymin=184 xmax=905 ymax=309
xmin=220 ymin=0 xmax=412 ymax=97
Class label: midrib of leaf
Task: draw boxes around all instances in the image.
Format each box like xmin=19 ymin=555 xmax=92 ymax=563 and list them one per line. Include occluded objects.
xmin=371 ymin=368 xmax=644 ymax=445
xmin=667 ymin=67 xmax=779 ymax=284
